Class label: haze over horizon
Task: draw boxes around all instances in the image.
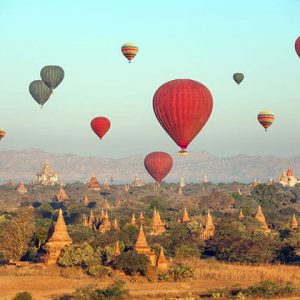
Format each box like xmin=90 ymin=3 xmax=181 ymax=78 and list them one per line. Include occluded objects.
xmin=0 ymin=1 xmax=299 ymax=158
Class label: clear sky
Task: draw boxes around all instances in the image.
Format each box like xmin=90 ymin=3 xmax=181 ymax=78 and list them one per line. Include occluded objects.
xmin=0 ymin=0 xmax=299 ymax=158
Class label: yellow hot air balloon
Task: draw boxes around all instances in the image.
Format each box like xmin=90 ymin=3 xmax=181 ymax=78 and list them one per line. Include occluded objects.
xmin=257 ymin=111 xmax=275 ymax=131
xmin=121 ymin=43 xmax=138 ymax=63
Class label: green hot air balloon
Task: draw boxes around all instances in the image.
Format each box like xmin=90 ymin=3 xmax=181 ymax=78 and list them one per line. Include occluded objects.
xmin=40 ymin=65 xmax=64 ymax=90
xmin=233 ymin=73 xmax=244 ymax=85
xmin=29 ymin=80 xmax=52 ymax=107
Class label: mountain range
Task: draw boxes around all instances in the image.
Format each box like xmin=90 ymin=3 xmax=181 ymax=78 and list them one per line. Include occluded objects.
xmin=0 ymin=148 xmax=299 ymax=184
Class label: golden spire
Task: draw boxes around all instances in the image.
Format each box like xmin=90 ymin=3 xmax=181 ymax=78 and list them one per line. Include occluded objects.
xmin=291 ymin=213 xmax=298 ymax=230
xmin=131 ymin=213 xmax=136 ymax=225
xmin=134 ymin=225 xmax=150 ymax=252
xmin=48 ymin=209 xmax=72 ymax=243
xmin=255 ymin=206 xmax=270 ymax=232
xmin=139 ymin=211 xmax=145 ymax=224
xmin=239 ymin=208 xmax=244 ymax=221
xmin=56 ymin=186 xmax=68 ymax=202
xmin=112 ymin=218 xmax=120 ymax=231
xmin=182 ymin=206 xmax=190 ymax=223
xmin=157 ymin=247 xmax=167 ymax=263
xmin=88 ymin=210 xmax=95 ymax=228
xmin=17 ymin=182 xmax=27 ymax=194
xmin=82 ymin=213 xmax=88 ymax=227
xmin=114 ymin=241 xmax=120 ymax=257
xmin=100 ymin=208 xmax=105 ymax=219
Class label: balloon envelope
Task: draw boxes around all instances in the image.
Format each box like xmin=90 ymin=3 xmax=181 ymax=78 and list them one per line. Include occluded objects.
xmin=233 ymin=73 xmax=244 ymax=85
xmin=257 ymin=111 xmax=275 ymax=131
xmin=29 ymin=80 xmax=52 ymax=107
xmin=144 ymin=152 xmax=173 ymax=183
xmin=91 ymin=117 xmax=111 ymax=139
xmin=295 ymin=37 xmax=300 ymax=58
xmin=121 ymin=43 xmax=138 ymax=62
xmin=153 ymin=79 xmax=213 ymax=154
xmin=40 ymin=65 xmax=64 ymax=89
xmin=0 ymin=129 xmax=6 ymax=140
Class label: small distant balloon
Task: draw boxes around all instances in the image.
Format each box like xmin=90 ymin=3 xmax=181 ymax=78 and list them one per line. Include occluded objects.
xmin=29 ymin=80 xmax=52 ymax=107
xmin=144 ymin=152 xmax=173 ymax=183
xmin=0 ymin=129 xmax=6 ymax=141
xmin=257 ymin=111 xmax=275 ymax=131
xmin=295 ymin=37 xmax=300 ymax=58
xmin=40 ymin=65 xmax=64 ymax=90
xmin=233 ymin=73 xmax=244 ymax=85
xmin=91 ymin=117 xmax=111 ymax=139
xmin=121 ymin=43 xmax=138 ymax=63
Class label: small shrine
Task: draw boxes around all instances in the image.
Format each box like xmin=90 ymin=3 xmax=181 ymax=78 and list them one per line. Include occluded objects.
xmin=200 ymin=211 xmax=215 ymax=240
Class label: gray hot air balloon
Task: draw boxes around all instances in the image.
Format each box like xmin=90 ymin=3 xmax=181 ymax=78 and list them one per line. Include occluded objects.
xmin=40 ymin=65 xmax=64 ymax=90
xmin=29 ymin=80 xmax=52 ymax=107
xmin=233 ymin=73 xmax=244 ymax=85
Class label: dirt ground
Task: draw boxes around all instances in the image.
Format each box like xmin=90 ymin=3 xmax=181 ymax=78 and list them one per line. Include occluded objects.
xmin=1 ymin=274 xmax=300 ymax=300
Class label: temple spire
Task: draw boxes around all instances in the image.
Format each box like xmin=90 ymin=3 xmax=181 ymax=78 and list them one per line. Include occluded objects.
xmin=239 ymin=208 xmax=244 ymax=221
xmin=182 ymin=206 xmax=190 ymax=223
xmin=291 ymin=213 xmax=298 ymax=230
xmin=131 ymin=213 xmax=136 ymax=225
xmin=114 ymin=241 xmax=120 ymax=257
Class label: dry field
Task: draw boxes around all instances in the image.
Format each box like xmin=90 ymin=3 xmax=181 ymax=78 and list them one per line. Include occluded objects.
xmin=0 ymin=260 xmax=300 ymax=299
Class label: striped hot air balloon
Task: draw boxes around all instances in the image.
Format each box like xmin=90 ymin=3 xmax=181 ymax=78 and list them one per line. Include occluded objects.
xmin=257 ymin=111 xmax=275 ymax=131
xmin=0 ymin=129 xmax=6 ymax=141
xmin=121 ymin=43 xmax=138 ymax=63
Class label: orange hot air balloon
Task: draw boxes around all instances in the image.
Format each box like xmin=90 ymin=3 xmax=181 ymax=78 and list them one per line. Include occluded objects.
xmin=90 ymin=117 xmax=110 ymax=139
xmin=0 ymin=129 xmax=6 ymax=141
xmin=121 ymin=43 xmax=138 ymax=63
xmin=144 ymin=152 xmax=173 ymax=183
xmin=257 ymin=111 xmax=275 ymax=131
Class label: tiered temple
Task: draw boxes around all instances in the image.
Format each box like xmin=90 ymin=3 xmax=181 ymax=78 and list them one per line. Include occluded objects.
xmin=88 ymin=174 xmax=101 ymax=191
xmin=200 ymin=211 xmax=215 ymax=240
xmin=36 ymin=160 xmax=58 ymax=186
xmin=255 ymin=206 xmax=271 ymax=233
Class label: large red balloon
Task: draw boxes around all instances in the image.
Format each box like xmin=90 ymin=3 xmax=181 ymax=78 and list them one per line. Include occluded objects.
xmin=295 ymin=36 xmax=300 ymax=57
xmin=153 ymin=79 xmax=213 ymax=154
xmin=144 ymin=152 xmax=173 ymax=183
xmin=91 ymin=117 xmax=110 ymax=139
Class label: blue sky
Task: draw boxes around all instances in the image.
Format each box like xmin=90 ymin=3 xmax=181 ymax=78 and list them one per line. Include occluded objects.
xmin=0 ymin=0 xmax=299 ymax=158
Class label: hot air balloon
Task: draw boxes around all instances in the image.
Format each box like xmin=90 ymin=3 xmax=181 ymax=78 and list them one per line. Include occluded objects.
xmin=29 ymin=80 xmax=52 ymax=107
xmin=144 ymin=152 xmax=173 ymax=183
xmin=121 ymin=43 xmax=138 ymax=63
xmin=91 ymin=117 xmax=111 ymax=139
xmin=153 ymin=79 xmax=213 ymax=155
xmin=0 ymin=129 xmax=6 ymax=141
xmin=40 ymin=65 xmax=64 ymax=90
xmin=295 ymin=37 xmax=300 ymax=58
xmin=233 ymin=73 xmax=244 ymax=85
xmin=257 ymin=111 xmax=275 ymax=131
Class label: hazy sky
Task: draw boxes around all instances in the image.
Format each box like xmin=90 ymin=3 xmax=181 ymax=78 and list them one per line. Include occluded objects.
xmin=0 ymin=0 xmax=299 ymax=158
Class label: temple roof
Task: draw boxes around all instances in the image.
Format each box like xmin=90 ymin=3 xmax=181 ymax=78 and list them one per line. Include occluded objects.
xmin=37 ymin=160 xmax=57 ymax=177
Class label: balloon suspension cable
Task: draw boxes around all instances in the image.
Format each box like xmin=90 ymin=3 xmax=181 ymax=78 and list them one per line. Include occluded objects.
xmin=40 ymin=105 xmax=43 ymax=110
xmin=265 ymin=129 xmax=267 ymax=132
xmin=178 ymin=150 xmax=188 ymax=156
xmin=129 ymin=61 xmax=131 ymax=63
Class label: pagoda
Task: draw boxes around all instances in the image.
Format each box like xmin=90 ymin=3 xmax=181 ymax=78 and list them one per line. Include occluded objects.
xmin=200 ymin=211 xmax=215 ymax=240
xmin=151 ymin=208 xmax=166 ymax=235
xmin=255 ymin=206 xmax=270 ymax=233
xmin=238 ymin=208 xmax=244 ymax=221
xmin=112 ymin=218 xmax=120 ymax=231
xmin=131 ymin=213 xmax=137 ymax=225
xmin=82 ymin=213 xmax=88 ymax=227
xmin=88 ymin=174 xmax=101 ymax=191
xmin=123 ymin=184 xmax=130 ymax=193
xmin=277 ymin=167 xmax=300 ymax=187
xmin=139 ymin=211 xmax=145 ymax=225
xmin=99 ymin=208 xmax=105 ymax=221
xmin=114 ymin=241 xmax=121 ymax=257
xmin=99 ymin=211 xmax=111 ymax=233
xmin=131 ymin=174 xmax=145 ymax=187
xmin=56 ymin=185 xmax=68 ymax=202
xmin=291 ymin=214 xmax=298 ymax=230
xmin=134 ymin=226 xmax=156 ymax=265
xmin=182 ymin=206 xmax=190 ymax=223
xmin=17 ymin=182 xmax=27 ymax=194
xmin=179 ymin=177 xmax=186 ymax=188
xmin=36 ymin=160 xmax=58 ymax=186
xmin=82 ymin=195 xmax=89 ymax=206
xmin=156 ymin=247 xmax=169 ymax=272
xmin=41 ymin=209 xmax=72 ymax=265
xmin=103 ymin=198 xmax=110 ymax=209
xmin=103 ymin=178 xmax=110 ymax=190
xmin=88 ymin=210 xmax=95 ymax=229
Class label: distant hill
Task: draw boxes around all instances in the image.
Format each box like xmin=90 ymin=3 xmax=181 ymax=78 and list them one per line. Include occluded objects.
xmin=0 ymin=148 xmax=299 ymax=184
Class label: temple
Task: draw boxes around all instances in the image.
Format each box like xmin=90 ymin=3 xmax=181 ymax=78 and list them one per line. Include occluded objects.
xmin=131 ymin=175 xmax=145 ymax=187
xmin=112 ymin=218 xmax=120 ymax=231
xmin=36 ymin=160 xmax=58 ymax=186
xmin=291 ymin=214 xmax=298 ymax=230
xmin=139 ymin=211 xmax=145 ymax=225
xmin=88 ymin=210 xmax=95 ymax=229
xmin=156 ymin=247 xmax=169 ymax=272
xmin=98 ymin=211 xmax=111 ymax=233
xmin=41 ymin=209 xmax=72 ymax=265
xmin=56 ymin=185 xmax=68 ymax=202
xmin=103 ymin=178 xmax=110 ymax=190
xmin=151 ymin=208 xmax=166 ymax=235
xmin=277 ymin=167 xmax=300 ymax=187
xmin=134 ymin=226 xmax=156 ymax=265
xmin=239 ymin=208 xmax=244 ymax=221
xmin=131 ymin=213 xmax=137 ymax=225
xmin=200 ymin=211 xmax=215 ymax=240
xmin=103 ymin=198 xmax=110 ymax=209
xmin=114 ymin=241 xmax=121 ymax=257
xmin=182 ymin=206 xmax=190 ymax=223
xmin=179 ymin=177 xmax=186 ymax=188
xmin=82 ymin=195 xmax=89 ymax=206
xmin=88 ymin=174 xmax=101 ymax=191
xmin=17 ymin=182 xmax=27 ymax=194
xmin=255 ymin=206 xmax=271 ymax=233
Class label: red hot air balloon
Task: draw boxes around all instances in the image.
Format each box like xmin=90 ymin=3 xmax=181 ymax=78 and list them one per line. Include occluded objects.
xmin=90 ymin=117 xmax=111 ymax=139
xmin=153 ymin=79 xmax=213 ymax=155
xmin=295 ymin=36 xmax=300 ymax=58
xmin=144 ymin=152 xmax=173 ymax=183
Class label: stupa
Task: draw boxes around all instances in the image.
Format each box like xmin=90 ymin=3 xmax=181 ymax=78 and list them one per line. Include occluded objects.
xmin=291 ymin=214 xmax=298 ymax=230
xmin=42 ymin=209 xmax=72 ymax=265
xmin=200 ymin=211 xmax=215 ymax=240
xmin=82 ymin=195 xmax=89 ymax=206
xmin=36 ymin=160 xmax=58 ymax=186
xmin=88 ymin=210 xmax=95 ymax=229
xmin=103 ymin=178 xmax=110 ymax=190
xmin=82 ymin=213 xmax=88 ymax=227
xmin=17 ymin=182 xmax=27 ymax=194
xmin=114 ymin=241 xmax=121 ymax=257
xmin=112 ymin=218 xmax=120 ymax=231
xmin=151 ymin=208 xmax=166 ymax=235
xmin=134 ymin=225 xmax=156 ymax=265
xmin=115 ymin=199 xmax=121 ymax=209
xmin=56 ymin=185 xmax=68 ymax=202
xmin=156 ymin=247 xmax=169 ymax=272
xmin=103 ymin=198 xmax=110 ymax=209
xmin=88 ymin=174 xmax=101 ymax=191
xmin=239 ymin=208 xmax=244 ymax=221
xmin=99 ymin=211 xmax=111 ymax=233
xmin=131 ymin=213 xmax=137 ymax=225
xmin=131 ymin=174 xmax=145 ymax=187
xmin=139 ymin=211 xmax=145 ymax=225
xmin=182 ymin=206 xmax=190 ymax=223
xmin=255 ymin=206 xmax=270 ymax=233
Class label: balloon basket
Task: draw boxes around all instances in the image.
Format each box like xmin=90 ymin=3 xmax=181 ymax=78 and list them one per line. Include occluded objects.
xmin=178 ymin=150 xmax=188 ymax=156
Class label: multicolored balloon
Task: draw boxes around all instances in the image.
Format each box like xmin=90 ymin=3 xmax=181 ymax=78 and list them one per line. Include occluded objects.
xmin=153 ymin=79 xmax=213 ymax=155
xmin=40 ymin=65 xmax=64 ymax=90
xmin=0 ymin=129 xmax=6 ymax=141
xmin=233 ymin=73 xmax=244 ymax=85
xmin=121 ymin=43 xmax=138 ymax=63
xmin=144 ymin=152 xmax=173 ymax=183
xmin=29 ymin=80 xmax=52 ymax=107
xmin=295 ymin=37 xmax=300 ymax=58
xmin=257 ymin=111 xmax=275 ymax=131
xmin=91 ymin=117 xmax=111 ymax=139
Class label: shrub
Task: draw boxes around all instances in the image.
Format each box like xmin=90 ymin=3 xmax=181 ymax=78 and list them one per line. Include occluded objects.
xmin=175 ymin=244 xmax=199 ymax=258
xmin=13 ymin=292 xmax=32 ymax=300
xmin=114 ymin=251 xmax=149 ymax=275
xmin=159 ymin=264 xmax=194 ymax=281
